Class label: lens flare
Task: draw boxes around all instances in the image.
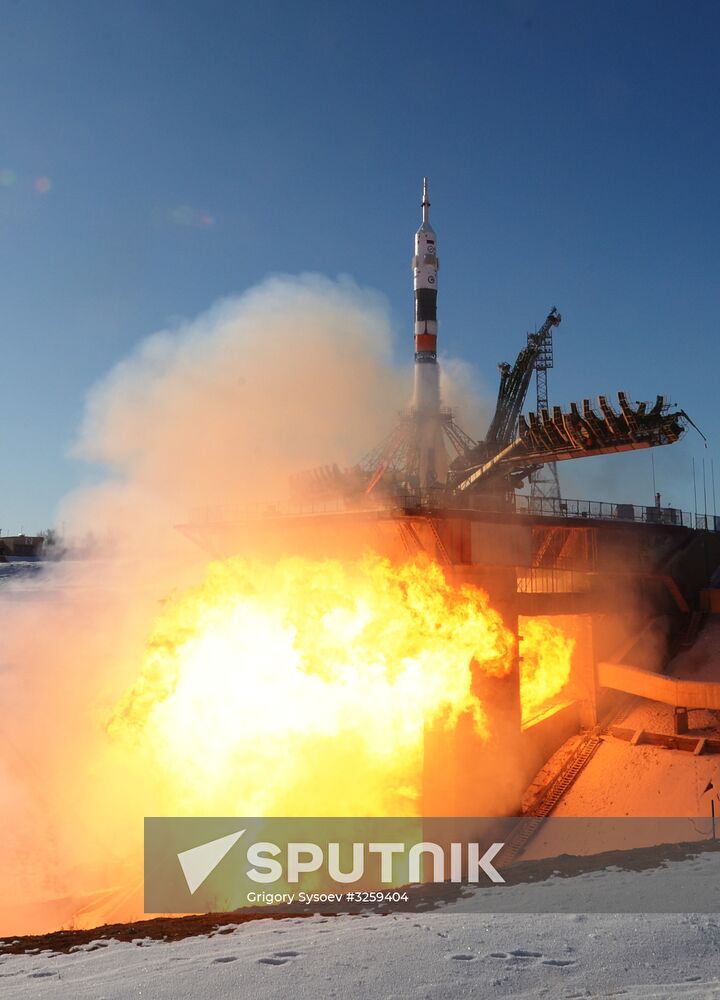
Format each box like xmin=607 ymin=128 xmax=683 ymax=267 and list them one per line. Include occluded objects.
xmin=169 ymin=204 xmax=215 ymax=228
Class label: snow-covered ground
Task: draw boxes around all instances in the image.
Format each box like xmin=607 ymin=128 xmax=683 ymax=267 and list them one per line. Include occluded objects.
xmin=3 ymin=907 xmax=720 ymax=999
xmin=0 ymin=562 xmax=45 ymax=586
xmin=551 ymin=702 xmax=720 ymax=819
xmin=4 ymin=849 xmax=720 ymax=997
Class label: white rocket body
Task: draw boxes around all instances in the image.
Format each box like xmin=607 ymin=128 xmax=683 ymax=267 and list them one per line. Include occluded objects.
xmin=411 ymin=178 xmax=447 ymax=486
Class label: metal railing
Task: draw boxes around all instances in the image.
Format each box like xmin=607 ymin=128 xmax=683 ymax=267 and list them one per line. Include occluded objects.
xmin=510 ymin=494 xmax=689 ymax=526
xmin=187 ymin=492 xmax=720 ymax=532
xmin=516 ymin=566 xmax=592 ymax=594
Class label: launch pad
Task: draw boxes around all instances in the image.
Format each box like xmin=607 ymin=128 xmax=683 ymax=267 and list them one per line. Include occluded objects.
xmin=180 ymin=179 xmax=720 ymax=816
xmin=290 ymin=181 xmax=692 ymax=508
xmin=180 ymin=491 xmax=720 ymax=813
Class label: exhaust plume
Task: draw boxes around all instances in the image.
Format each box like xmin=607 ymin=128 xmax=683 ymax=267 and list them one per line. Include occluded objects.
xmin=0 ymin=275 xmax=496 ymax=933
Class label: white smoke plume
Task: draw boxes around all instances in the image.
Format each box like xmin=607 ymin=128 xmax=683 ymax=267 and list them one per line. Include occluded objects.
xmin=65 ymin=274 xmax=414 ymax=551
xmin=0 ymin=274 xmax=488 ymax=935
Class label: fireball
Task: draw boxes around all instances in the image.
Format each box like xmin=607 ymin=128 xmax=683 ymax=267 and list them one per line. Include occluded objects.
xmin=109 ymin=554 xmax=573 ymax=816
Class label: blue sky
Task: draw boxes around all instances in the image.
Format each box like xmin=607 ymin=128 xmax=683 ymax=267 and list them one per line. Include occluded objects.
xmin=1 ymin=0 xmax=719 ymax=531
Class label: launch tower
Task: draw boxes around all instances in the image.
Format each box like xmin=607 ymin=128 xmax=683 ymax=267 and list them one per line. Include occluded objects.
xmin=291 ymin=179 xmax=690 ymax=505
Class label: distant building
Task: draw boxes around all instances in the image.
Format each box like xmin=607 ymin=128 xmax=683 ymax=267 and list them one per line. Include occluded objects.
xmin=0 ymin=534 xmax=44 ymax=561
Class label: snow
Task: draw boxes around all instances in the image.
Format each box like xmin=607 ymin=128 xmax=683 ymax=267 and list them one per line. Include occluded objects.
xmin=550 ymin=703 xmax=720 ymax=819
xmin=549 ymin=735 xmax=713 ymax=817
xmin=0 ymin=562 xmax=45 ymax=586
xmin=3 ymin=903 xmax=720 ymax=998
xmin=4 ymin=852 xmax=720 ymax=997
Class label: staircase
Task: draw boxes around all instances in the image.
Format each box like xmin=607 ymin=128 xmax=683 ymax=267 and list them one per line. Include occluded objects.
xmin=502 ymin=733 xmax=602 ymax=863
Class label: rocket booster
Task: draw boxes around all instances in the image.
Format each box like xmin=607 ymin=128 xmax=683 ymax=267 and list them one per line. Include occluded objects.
xmin=410 ymin=177 xmax=447 ymax=487
xmin=413 ymin=176 xmax=438 ymax=359
xmin=412 ymin=177 xmax=440 ymax=411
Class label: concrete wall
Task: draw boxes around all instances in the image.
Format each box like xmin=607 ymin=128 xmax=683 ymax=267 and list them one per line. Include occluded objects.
xmin=519 ymin=701 xmax=584 ymax=798
xmin=598 ymin=660 xmax=720 ymax=709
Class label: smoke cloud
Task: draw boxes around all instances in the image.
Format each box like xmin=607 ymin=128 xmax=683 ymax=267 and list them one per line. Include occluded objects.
xmin=0 ymin=275 xmax=489 ymax=935
xmin=64 ymin=274 xmax=414 ymax=550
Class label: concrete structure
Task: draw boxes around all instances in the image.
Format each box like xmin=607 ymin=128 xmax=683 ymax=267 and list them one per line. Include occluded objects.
xmin=179 ymin=495 xmax=720 ymax=815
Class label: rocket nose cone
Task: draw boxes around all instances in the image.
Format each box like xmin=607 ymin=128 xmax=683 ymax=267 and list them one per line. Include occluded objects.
xmin=421 ymin=177 xmax=431 ymax=223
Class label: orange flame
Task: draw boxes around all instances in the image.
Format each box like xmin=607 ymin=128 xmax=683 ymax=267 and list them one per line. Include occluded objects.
xmin=108 ymin=555 xmax=574 ymax=816
xmin=519 ymin=616 xmax=576 ymax=724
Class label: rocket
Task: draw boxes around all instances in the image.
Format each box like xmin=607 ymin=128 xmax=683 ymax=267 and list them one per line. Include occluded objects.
xmin=362 ymin=179 xmax=459 ymax=495
xmin=411 ymin=177 xmax=447 ymax=486
xmin=412 ymin=177 xmax=440 ymax=411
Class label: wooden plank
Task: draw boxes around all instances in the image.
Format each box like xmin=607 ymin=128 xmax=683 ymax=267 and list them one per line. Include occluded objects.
xmin=630 ymin=729 xmax=644 ymax=746
xmin=694 ymin=738 xmax=707 ymax=756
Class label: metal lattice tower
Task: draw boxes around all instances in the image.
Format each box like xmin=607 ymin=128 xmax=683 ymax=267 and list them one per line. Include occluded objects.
xmin=529 ymin=327 xmax=561 ymax=503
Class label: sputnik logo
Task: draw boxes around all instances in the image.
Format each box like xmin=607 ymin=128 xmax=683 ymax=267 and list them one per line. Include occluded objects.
xmin=176 ymin=829 xmax=506 ymax=895
xmin=178 ymin=829 xmax=246 ymax=894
